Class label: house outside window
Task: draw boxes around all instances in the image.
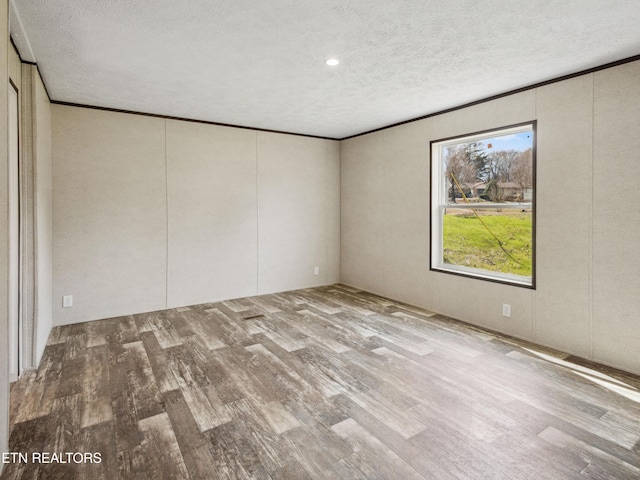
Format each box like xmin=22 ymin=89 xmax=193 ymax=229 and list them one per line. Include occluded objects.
xmin=430 ymin=122 xmax=536 ymax=287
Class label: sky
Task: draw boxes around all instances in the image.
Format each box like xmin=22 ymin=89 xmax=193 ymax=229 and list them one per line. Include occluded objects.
xmin=483 ymin=131 xmax=532 ymax=152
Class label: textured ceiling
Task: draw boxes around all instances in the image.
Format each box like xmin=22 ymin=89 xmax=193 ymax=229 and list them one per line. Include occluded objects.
xmin=10 ymin=0 xmax=640 ymax=139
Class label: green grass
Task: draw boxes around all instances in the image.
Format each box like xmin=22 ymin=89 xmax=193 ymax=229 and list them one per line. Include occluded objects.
xmin=443 ymin=212 xmax=532 ymax=277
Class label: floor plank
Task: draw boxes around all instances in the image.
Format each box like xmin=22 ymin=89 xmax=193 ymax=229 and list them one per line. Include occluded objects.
xmin=138 ymin=413 xmax=189 ymax=480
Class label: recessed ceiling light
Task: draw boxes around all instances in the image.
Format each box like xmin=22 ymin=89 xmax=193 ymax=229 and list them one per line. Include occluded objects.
xmin=325 ymin=58 xmax=339 ymax=66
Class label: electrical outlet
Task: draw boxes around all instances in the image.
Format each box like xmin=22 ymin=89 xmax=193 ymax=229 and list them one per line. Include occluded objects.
xmin=502 ymin=303 xmax=511 ymax=317
xmin=313 ymin=266 xmax=319 ymax=275
xmin=63 ymin=295 xmax=73 ymax=308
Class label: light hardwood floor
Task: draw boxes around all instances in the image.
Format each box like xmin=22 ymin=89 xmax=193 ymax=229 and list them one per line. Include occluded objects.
xmin=2 ymin=285 xmax=640 ymax=479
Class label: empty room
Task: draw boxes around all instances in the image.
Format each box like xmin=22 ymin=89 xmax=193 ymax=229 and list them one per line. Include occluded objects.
xmin=1 ymin=1 xmax=639 ymax=479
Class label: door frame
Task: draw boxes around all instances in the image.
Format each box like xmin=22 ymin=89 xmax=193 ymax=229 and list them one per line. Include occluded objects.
xmin=8 ymin=79 xmax=22 ymax=382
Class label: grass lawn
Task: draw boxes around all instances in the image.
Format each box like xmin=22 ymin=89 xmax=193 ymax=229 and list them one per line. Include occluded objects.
xmin=443 ymin=211 xmax=532 ymax=277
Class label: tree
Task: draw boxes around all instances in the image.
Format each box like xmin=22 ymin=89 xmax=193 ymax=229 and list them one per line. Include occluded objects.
xmin=487 ymin=149 xmax=520 ymax=182
xmin=484 ymin=179 xmax=506 ymax=202
xmin=512 ymin=148 xmax=533 ymax=190
xmin=444 ymin=144 xmax=476 ymax=203
xmin=466 ymin=142 xmax=490 ymax=182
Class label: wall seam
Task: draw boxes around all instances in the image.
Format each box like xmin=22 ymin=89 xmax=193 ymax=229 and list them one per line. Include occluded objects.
xmin=164 ymin=120 xmax=169 ymax=309
xmin=338 ymin=141 xmax=342 ymax=284
xmin=382 ymin=133 xmax=386 ymax=296
xmin=588 ymin=74 xmax=595 ymax=360
xmin=255 ymin=132 xmax=259 ymax=295
xmin=532 ymin=88 xmax=537 ymax=342
xmin=324 ymin=141 xmax=329 ymax=285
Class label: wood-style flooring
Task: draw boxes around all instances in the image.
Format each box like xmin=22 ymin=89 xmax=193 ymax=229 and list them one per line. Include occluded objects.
xmin=2 ymin=284 xmax=640 ymax=479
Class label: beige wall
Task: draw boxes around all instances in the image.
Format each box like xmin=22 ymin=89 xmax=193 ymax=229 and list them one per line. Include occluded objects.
xmin=534 ymin=75 xmax=592 ymax=356
xmin=53 ymin=107 xmax=169 ymax=324
xmin=52 ymin=105 xmax=340 ymax=322
xmin=1 ymin=0 xmax=11 ymax=459
xmin=341 ymin=59 xmax=640 ymax=375
xmin=592 ymin=62 xmax=640 ymax=373
xmin=166 ymin=120 xmax=257 ymax=307
xmin=257 ymin=132 xmax=340 ymax=294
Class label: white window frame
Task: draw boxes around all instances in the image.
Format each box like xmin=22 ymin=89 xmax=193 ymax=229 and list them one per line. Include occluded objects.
xmin=430 ymin=122 xmax=536 ymax=288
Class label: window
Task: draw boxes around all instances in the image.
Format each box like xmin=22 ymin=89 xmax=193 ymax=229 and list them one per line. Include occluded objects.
xmin=430 ymin=122 xmax=536 ymax=287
